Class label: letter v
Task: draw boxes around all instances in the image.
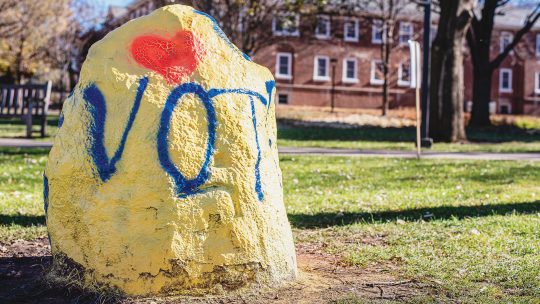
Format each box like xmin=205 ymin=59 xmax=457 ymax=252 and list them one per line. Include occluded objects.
xmin=83 ymin=77 xmax=149 ymax=182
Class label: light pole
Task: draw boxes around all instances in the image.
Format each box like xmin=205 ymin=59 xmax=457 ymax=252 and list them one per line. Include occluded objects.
xmin=330 ymin=58 xmax=338 ymax=112
xmin=420 ymin=0 xmax=433 ymax=148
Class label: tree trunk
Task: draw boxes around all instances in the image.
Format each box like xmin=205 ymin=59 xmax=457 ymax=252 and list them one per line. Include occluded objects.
xmin=428 ymin=0 xmax=473 ymax=142
xmin=382 ymin=67 xmax=389 ymax=116
xmin=470 ymin=65 xmax=492 ymax=127
xmin=381 ymin=21 xmax=393 ymax=117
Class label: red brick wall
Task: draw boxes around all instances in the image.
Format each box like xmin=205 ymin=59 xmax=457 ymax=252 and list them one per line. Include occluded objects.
xmin=252 ymin=15 xmax=540 ymax=115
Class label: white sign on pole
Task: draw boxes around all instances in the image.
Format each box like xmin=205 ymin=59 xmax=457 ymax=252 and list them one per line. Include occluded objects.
xmin=408 ymin=40 xmax=422 ymax=89
xmin=408 ymin=40 xmax=422 ymax=158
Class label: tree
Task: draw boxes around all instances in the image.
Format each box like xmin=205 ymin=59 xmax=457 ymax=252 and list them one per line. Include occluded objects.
xmin=467 ymin=1 xmax=540 ymax=127
xmin=161 ymin=0 xmax=283 ymax=56
xmin=313 ymin=0 xmax=416 ymax=116
xmin=365 ymin=0 xmax=415 ymax=116
xmin=0 ymin=0 xmax=72 ymax=84
xmin=429 ymin=0 xmax=475 ymax=142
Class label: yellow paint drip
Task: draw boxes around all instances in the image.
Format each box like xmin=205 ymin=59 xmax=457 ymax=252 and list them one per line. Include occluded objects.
xmin=45 ymin=5 xmax=296 ymax=295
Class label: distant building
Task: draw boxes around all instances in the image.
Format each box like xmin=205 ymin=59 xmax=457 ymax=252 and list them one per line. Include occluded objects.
xmin=103 ymin=0 xmax=540 ymax=115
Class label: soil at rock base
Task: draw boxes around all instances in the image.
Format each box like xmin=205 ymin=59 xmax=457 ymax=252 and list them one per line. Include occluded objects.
xmin=0 ymin=239 xmax=435 ymax=303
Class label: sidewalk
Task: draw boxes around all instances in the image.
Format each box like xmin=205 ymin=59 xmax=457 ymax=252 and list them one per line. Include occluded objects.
xmin=2 ymin=138 xmax=540 ymax=161
xmin=279 ymin=146 xmax=540 ymax=161
xmin=0 ymin=138 xmax=53 ymax=148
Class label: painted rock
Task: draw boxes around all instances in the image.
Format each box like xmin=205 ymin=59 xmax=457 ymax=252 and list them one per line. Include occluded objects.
xmin=44 ymin=4 xmax=296 ymax=295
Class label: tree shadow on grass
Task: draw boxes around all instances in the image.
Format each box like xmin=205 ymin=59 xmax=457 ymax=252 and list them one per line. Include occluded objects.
xmin=278 ymin=120 xmax=540 ymax=144
xmin=0 ymin=214 xmax=45 ymax=227
xmin=288 ymin=200 xmax=540 ymax=228
xmin=278 ymin=122 xmax=416 ymax=142
xmin=0 ymin=147 xmax=50 ymax=155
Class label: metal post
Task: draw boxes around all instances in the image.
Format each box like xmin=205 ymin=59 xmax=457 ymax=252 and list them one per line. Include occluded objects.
xmin=330 ymin=58 xmax=338 ymax=112
xmin=421 ymin=0 xmax=433 ymax=148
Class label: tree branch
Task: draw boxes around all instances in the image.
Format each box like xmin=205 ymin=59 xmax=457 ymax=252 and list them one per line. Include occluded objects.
xmin=490 ymin=3 xmax=540 ymax=70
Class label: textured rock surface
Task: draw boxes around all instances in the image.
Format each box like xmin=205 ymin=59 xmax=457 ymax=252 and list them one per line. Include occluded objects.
xmin=44 ymin=4 xmax=296 ymax=295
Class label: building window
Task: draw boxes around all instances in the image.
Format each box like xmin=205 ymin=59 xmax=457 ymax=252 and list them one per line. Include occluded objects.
xmin=499 ymin=31 xmax=513 ymax=53
xmin=372 ymin=20 xmax=384 ymax=44
xmin=499 ymin=68 xmax=512 ymax=93
xmin=272 ymin=14 xmax=299 ymax=37
xmin=399 ymin=22 xmax=413 ymax=44
xmin=344 ymin=18 xmax=359 ymax=42
xmin=536 ymin=34 xmax=540 ymax=57
xmin=499 ymin=103 xmax=511 ymax=114
xmin=275 ymin=52 xmax=292 ymax=80
xmin=313 ymin=56 xmax=330 ymax=81
xmin=370 ymin=60 xmax=385 ymax=85
xmin=535 ymin=72 xmax=540 ymax=94
xmin=315 ymin=15 xmax=331 ymax=39
xmin=278 ymin=93 xmax=289 ymax=104
xmin=398 ymin=62 xmax=411 ymax=87
xmin=342 ymin=58 xmax=358 ymax=83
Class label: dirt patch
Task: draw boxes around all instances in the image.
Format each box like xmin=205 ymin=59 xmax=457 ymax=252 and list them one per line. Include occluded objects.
xmin=0 ymin=239 xmax=435 ymax=303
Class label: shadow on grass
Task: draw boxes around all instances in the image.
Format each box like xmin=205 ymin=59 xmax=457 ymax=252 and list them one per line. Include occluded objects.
xmin=278 ymin=121 xmax=415 ymax=142
xmin=278 ymin=119 xmax=540 ymax=144
xmin=0 ymin=116 xmax=59 ymax=128
xmin=0 ymin=147 xmax=50 ymax=155
xmin=289 ymin=200 xmax=540 ymax=228
xmin=0 ymin=214 xmax=45 ymax=227
xmin=0 ymin=256 xmax=124 ymax=304
xmin=0 ymin=116 xmax=59 ymax=139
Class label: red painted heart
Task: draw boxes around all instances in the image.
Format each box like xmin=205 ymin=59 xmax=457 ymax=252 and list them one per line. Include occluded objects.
xmin=130 ymin=31 xmax=199 ymax=84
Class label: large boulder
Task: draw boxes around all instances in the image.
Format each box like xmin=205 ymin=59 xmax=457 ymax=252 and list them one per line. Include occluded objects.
xmin=44 ymin=4 xmax=296 ymax=295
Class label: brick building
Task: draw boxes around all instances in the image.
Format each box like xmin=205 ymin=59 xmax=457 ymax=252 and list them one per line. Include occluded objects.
xmin=104 ymin=1 xmax=540 ymax=115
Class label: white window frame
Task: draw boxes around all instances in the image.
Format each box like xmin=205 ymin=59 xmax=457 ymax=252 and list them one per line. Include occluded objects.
xmin=315 ymin=15 xmax=331 ymax=39
xmin=536 ymin=34 xmax=540 ymax=57
xmin=535 ymin=72 xmax=540 ymax=94
xmin=499 ymin=31 xmax=513 ymax=54
xmin=370 ymin=60 xmax=384 ymax=85
xmin=399 ymin=22 xmax=413 ymax=44
xmin=499 ymin=68 xmax=513 ymax=93
xmin=275 ymin=52 xmax=293 ymax=80
xmin=313 ymin=55 xmax=330 ymax=81
xmin=342 ymin=58 xmax=358 ymax=83
xmin=344 ymin=18 xmax=359 ymax=42
xmin=272 ymin=14 xmax=300 ymax=37
xmin=397 ymin=62 xmax=411 ymax=87
xmin=372 ymin=20 xmax=384 ymax=44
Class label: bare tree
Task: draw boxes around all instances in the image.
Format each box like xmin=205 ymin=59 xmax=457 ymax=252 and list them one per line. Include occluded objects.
xmin=467 ymin=1 xmax=540 ymax=127
xmin=160 ymin=0 xmax=283 ymax=56
xmin=365 ymin=0 xmax=415 ymax=116
xmin=429 ymin=0 xmax=475 ymax=142
xmin=319 ymin=0 xmax=416 ymax=116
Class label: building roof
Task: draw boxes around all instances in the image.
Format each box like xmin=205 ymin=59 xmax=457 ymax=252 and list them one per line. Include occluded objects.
xmin=107 ymin=5 xmax=128 ymax=21
xmin=494 ymin=6 xmax=540 ymax=30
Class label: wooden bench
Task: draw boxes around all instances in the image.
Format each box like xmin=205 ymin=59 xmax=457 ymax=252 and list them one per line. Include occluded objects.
xmin=0 ymin=81 xmax=52 ymax=138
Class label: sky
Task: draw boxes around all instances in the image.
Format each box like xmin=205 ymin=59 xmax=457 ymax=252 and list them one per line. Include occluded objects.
xmin=101 ymin=0 xmax=132 ymax=7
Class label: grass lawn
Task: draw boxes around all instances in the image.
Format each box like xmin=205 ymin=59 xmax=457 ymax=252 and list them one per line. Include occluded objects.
xmin=1 ymin=148 xmax=539 ymax=302
xmin=278 ymin=124 xmax=540 ymax=153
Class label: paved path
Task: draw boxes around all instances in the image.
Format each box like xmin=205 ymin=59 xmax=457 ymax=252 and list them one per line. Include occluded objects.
xmin=0 ymin=138 xmax=53 ymax=148
xmin=2 ymin=138 xmax=540 ymax=161
xmin=279 ymin=146 xmax=540 ymax=161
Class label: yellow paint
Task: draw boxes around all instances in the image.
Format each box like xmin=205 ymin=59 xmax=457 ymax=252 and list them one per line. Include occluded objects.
xmin=45 ymin=5 xmax=296 ymax=295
